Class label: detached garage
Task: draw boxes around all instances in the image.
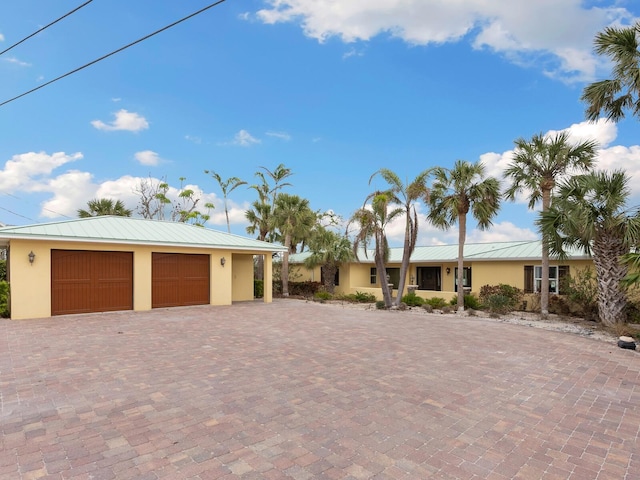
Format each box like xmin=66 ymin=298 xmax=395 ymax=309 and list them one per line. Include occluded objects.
xmin=0 ymin=216 xmax=286 ymax=320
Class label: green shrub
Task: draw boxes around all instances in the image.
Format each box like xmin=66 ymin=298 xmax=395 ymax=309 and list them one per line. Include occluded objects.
xmin=288 ymin=281 xmax=322 ymax=297
xmin=375 ymin=300 xmax=386 ymax=310
xmin=353 ymin=291 xmax=376 ymax=303
xmin=479 ymin=284 xmax=522 ymax=313
xmin=401 ymin=292 xmax=425 ymax=307
xmin=254 ymin=280 xmax=264 ymax=298
xmin=483 ymin=294 xmax=512 ymax=314
xmin=314 ymin=291 xmax=332 ymax=302
xmin=0 ymin=259 xmax=6 ymax=282
xmin=0 ymin=281 xmax=9 ymax=318
xmin=425 ymin=297 xmax=447 ymax=309
xmin=449 ymin=294 xmax=481 ymax=310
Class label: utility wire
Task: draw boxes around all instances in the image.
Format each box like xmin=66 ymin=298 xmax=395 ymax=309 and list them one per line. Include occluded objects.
xmin=0 ymin=0 xmax=228 ymax=108
xmin=0 ymin=0 xmax=95 ymax=57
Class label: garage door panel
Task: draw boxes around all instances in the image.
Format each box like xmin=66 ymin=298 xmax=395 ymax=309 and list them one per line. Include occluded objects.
xmin=152 ymin=253 xmax=210 ymax=308
xmin=51 ymin=250 xmax=133 ymax=316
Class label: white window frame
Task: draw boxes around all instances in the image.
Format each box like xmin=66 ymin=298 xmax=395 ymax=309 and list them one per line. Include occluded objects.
xmin=534 ymin=266 xmax=559 ymax=294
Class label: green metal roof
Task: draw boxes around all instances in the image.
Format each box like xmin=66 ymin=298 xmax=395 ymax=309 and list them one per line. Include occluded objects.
xmin=0 ymin=216 xmax=286 ymax=252
xmin=289 ymin=240 xmax=590 ymax=264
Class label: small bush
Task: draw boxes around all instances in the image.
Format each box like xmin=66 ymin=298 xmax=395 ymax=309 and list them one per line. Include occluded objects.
xmin=353 ymin=291 xmax=377 ymax=303
xmin=450 ymin=294 xmax=481 ymax=310
xmin=401 ymin=292 xmax=425 ymax=307
xmin=479 ymin=284 xmax=522 ymax=313
xmin=375 ymin=300 xmax=386 ymax=310
xmin=254 ymin=280 xmax=264 ymax=298
xmin=425 ymin=297 xmax=447 ymax=309
xmin=422 ymin=304 xmax=433 ymax=313
xmin=441 ymin=306 xmax=452 ymax=314
xmin=0 ymin=281 xmax=9 ymax=318
xmin=314 ymin=291 xmax=332 ymax=302
xmin=288 ymin=281 xmax=322 ymax=297
xmin=0 ymin=259 xmax=6 ymax=282
xmin=483 ymin=294 xmax=513 ymax=314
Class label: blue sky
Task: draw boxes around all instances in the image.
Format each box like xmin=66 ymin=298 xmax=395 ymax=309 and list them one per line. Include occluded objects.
xmin=1 ymin=0 xmax=639 ymax=247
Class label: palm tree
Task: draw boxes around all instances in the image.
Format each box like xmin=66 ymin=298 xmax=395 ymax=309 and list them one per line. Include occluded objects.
xmin=205 ymin=170 xmax=246 ymax=233
xmin=272 ymin=193 xmax=317 ymax=296
xmin=369 ymin=168 xmax=431 ymax=306
xmin=349 ymin=192 xmax=402 ymax=308
xmin=303 ymin=227 xmax=355 ymax=294
xmin=428 ymin=160 xmax=501 ymax=311
xmin=78 ymin=198 xmax=132 ymax=218
xmin=538 ymin=170 xmax=640 ymax=326
xmin=581 ymin=22 xmax=640 ymax=122
xmin=504 ymin=132 xmax=598 ymax=315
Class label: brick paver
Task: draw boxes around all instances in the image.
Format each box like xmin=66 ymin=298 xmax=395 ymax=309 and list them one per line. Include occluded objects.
xmin=1 ymin=300 xmax=639 ymax=479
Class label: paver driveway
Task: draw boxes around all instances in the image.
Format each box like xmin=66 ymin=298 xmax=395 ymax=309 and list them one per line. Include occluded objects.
xmin=1 ymin=300 xmax=639 ymax=479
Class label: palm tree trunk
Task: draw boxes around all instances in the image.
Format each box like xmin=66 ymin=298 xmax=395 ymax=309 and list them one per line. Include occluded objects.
xmin=395 ymin=217 xmax=412 ymax=306
xmin=541 ymin=188 xmax=551 ymax=316
xmin=592 ymin=236 xmax=628 ymax=326
xmin=282 ymin=234 xmax=291 ymax=297
xmin=457 ymin=213 xmax=466 ymax=312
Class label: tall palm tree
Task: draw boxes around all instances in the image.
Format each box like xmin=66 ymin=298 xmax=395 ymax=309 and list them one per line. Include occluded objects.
xmin=581 ymin=22 xmax=640 ymax=123
xmin=205 ymin=170 xmax=246 ymax=233
xmin=369 ymin=168 xmax=431 ymax=306
xmin=303 ymin=227 xmax=355 ymax=294
xmin=78 ymin=198 xmax=132 ymax=218
xmin=428 ymin=160 xmax=501 ymax=311
xmin=272 ymin=193 xmax=317 ymax=296
xmin=349 ymin=192 xmax=403 ymax=308
xmin=504 ymin=132 xmax=598 ymax=315
xmin=538 ymin=170 xmax=640 ymax=326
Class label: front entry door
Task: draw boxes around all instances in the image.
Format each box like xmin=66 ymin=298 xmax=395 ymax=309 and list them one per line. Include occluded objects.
xmin=417 ymin=267 xmax=441 ymax=291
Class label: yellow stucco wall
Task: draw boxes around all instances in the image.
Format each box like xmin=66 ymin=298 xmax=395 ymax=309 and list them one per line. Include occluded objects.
xmin=291 ymin=258 xmax=596 ymax=302
xmin=7 ymin=239 xmax=273 ymax=320
xmin=231 ymin=253 xmax=254 ymax=301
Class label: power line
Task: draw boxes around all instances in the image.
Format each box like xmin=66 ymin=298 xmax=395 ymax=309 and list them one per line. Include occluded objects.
xmin=0 ymin=0 xmax=228 ymax=108
xmin=2 ymin=192 xmax=72 ymax=219
xmin=0 ymin=0 xmax=95 ymax=57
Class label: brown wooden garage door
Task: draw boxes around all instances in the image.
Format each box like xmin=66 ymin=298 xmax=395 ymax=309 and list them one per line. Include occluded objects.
xmin=51 ymin=250 xmax=133 ymax=316
xmin=152 ymin=253 xmax=210 ymax=308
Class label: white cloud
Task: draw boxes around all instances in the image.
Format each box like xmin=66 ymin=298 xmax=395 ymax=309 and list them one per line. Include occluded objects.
xmin=91 ymin=109 xmax=149 ymax=132
xmin=0 ymin=151 xmax=83 ymax=192
xmin=224 ymin=129 xmax=261 ymax=147
xmin=185 ymin=134 xmax=202 ymax=144
xmin=238 ymin=12 xmax=251 ymax=21
xmin=0 ymin=33 xmax=4 ymax=42
xmin=266 ymin=131 xmax=291 ymax=141
xmin=2 ymin=57 xmax=31 ymax=67
xmin=134 ymin=150 xmax=162 ymax=166
xmin=256 ymin=0 xmax=636 ymax=80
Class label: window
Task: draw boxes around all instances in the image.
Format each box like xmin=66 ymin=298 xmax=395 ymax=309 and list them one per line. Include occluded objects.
xmin=525 ymin=265 xmax=570 ymax=294
xmin=454 ymin=267 xmax=472 ymax=292
xmin=370 ymin=267 xmax=377 ymax=285
xmin=386 ymin=268 xmax=400 ymax=289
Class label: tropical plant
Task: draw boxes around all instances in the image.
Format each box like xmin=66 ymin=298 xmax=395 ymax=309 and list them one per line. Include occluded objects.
xmin=428 ymin=160 xmax=501 ymax=312
xmin=504 ymin=131 xmax=598 ymax=315
xmin=581 ymin=22 xmax=640 ymax=123
xmin=303 ymin=227 xmax=354 ymax=294
xmin=479 ymin=284 xmax=523 ymax=313
xmin=246 ymin=164 xmax=293 ymax=280
xmin=78 ymin=198 xmax=132 ymax=217
xmin=370 ymin=168 xmax=431 ymax=306
xmin=134 ymin=175 xmax=172 ymax=220
xmin=272 ymin=193 xmax=317 ymax=296
xmin=621 ymin=252 xmax=640 ymax=287
xmin=349 ymin=192 xmax=402 ymax=308
xmin=204 ymin=170 xmax=246 ymax=233
xmin=538 ymin=170 xmax=640 ymax=326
